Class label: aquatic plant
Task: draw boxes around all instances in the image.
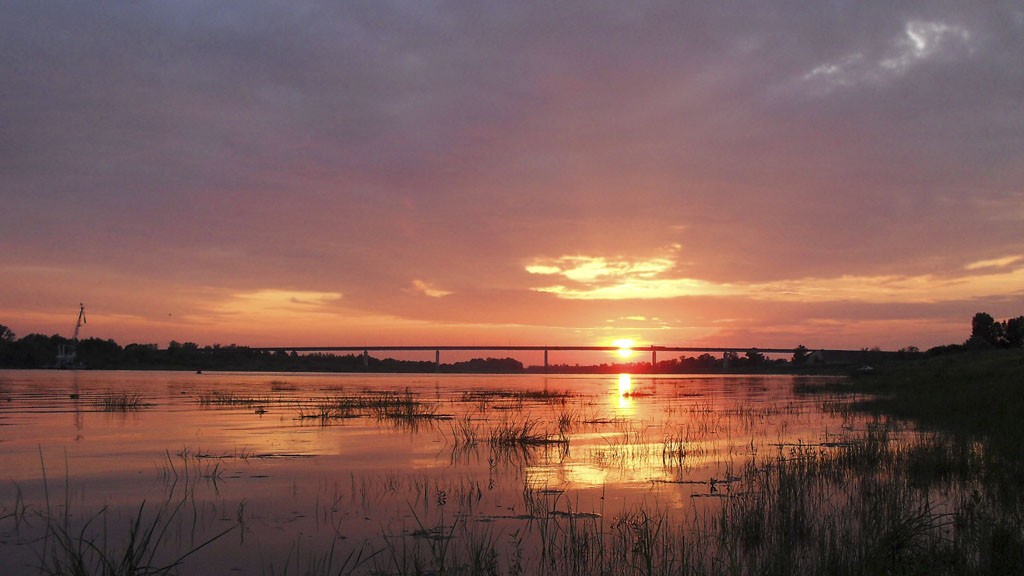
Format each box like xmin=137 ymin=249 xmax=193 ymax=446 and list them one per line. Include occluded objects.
xmin=96 ymin=391 xmax=149 ymax=411
xmin=36 ymin=454 xmax=234 ymax=576
xmin=488 ymin=416 xmax=567 ymax=447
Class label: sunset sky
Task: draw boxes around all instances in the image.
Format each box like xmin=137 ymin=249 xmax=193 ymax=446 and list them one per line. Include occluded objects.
xmin=2 ymin=1 xmax=1022 ymax=353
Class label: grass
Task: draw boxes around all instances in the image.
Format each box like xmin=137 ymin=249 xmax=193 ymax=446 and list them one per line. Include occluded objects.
xmin=297 ymin=389 xmax=447 ymax=426
xmin=96 ymin=391 xmax=149 ymax=411
xmin=34 ymin=453 xmax=235 ymax=576
xmin=488 ymin=416 xmax=568 ymax=447
xmin=195 ymin=391 xmax=273 ymax=406
xmin=843 ymin=348 xmax=1024 ymax=457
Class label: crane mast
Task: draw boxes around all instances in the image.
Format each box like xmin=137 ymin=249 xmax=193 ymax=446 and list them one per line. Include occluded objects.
xmin=72 ymin=303 xmax=87 ymax=342
xmin=56 ymin=303 xmax=86 ymax=369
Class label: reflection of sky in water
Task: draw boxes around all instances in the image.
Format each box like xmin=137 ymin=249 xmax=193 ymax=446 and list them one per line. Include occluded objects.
xmin=0 ymin=370 xmax=865 ymax=573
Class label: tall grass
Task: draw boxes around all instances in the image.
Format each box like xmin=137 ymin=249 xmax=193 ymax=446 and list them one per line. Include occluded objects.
xmin=35 ymin=452 xmax=234 ymax=576
xmin=96 ymin=391 xmax=148 ymax=412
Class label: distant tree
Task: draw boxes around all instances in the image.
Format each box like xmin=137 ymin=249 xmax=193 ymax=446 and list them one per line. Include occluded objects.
xmin=967 ymin=312 xmax=1002 ymax=348
xmin=0 ymin=325 xmax=15 ymax=366
xmin=77 ymin=338 xmax=123 ymax=369
xmin=745 ymin=349 xmax=766 ymax=365
xmin=123 ymin=343 xmax=159 ymax=366
xmin=792 ymin=345 xmax=810 ymax=365
xmin=1004 ymin=316 xmax=1024 ymax=348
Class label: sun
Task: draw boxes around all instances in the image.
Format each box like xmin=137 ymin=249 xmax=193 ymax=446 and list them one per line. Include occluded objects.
xmin=612 ymin=338 xmax=635 ymax=359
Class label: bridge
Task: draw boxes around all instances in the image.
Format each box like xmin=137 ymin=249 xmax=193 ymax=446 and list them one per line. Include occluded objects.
xmin=250 ymin=345 xmax=808 ymax=371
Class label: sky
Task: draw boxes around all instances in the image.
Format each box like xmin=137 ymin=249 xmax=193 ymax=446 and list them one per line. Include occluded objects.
xmin=2 ymin=0 xmax=1023 ymax=353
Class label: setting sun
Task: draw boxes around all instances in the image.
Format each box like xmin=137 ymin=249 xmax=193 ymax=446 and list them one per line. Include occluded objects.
xmin=612 ymin=338 xmax=635 ymax=358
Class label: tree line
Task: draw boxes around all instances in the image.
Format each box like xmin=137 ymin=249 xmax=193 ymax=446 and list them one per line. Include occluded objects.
xmin=966 ymin=313 xmax=1024 ymax=349
xmin=0 ymin=312 xmax=1020 ymax=372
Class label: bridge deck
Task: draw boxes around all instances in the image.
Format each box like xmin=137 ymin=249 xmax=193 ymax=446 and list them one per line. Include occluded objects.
xmin=253 ymin=345 xmax=801 ymax=354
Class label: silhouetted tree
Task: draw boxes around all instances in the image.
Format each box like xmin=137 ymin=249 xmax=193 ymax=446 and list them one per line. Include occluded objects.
xmin=1005 ymin=316 xmax=1024 ymax=348
xmin=967 ymin=312 xmax=1002 ymax=348
xmin=792 ymin=345 xmax=810 ymax=365
xmin=745 ymin=349 xmax=766 ymax=365
xmin=0 ymin=324 xmax=14 ymax=344
xmin=77 ymin=338 xmax=123 ymax=369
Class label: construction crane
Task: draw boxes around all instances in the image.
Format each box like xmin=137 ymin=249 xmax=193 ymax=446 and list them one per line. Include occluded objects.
xmin=71 ymin=303 xmax=87 ymax=342
xmin=56 ymin=303 xmax=86 ymax=369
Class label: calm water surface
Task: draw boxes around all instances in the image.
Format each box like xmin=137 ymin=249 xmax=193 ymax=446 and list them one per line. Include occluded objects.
xmin=0 ymin=370 xmax=856 ymax=574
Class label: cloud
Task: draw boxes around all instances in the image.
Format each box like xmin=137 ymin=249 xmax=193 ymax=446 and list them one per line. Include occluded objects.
xmin=964 ymin=255 xmax=1023 ymax=271
xmin=799 ymin=19 xmax=974 ymax=94
xmin=214 ymin=289 xmax=343 ymax=317
xmin=411 ymin=279 xmax=452 ymax=298
xmin=527 ymin=251 xmax=1024 ymax=304
xmin=880 ymin=21 xmax=972 ymax=73
xmin=526 ymin=246 xmax=680 ymax=285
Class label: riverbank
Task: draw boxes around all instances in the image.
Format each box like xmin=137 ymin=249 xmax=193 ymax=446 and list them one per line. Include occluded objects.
xmin=846 ymin=348 xmax=1024 ymax=460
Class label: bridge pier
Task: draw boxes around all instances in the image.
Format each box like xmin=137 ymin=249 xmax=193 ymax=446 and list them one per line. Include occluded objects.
xmin=363 ymin=349 xmax=368 ymax=368
xmin=435 ymin=349 xmax=440 ymax=372
xmin=544 ymin=348 xmax=548 ymax=373
xmin=651 ymin=348 xmax=657 ymax=370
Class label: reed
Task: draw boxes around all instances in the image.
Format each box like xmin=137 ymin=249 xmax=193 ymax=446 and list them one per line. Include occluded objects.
xmin=195 ymin=391 xmax=271 ymax=406
xmin=34 ymin=453 xmax=234 ymax=576
xmin=96 ymin=391 xmax=148 ymax=411
xmin=488 ymin=416 xmax=567 ymax=447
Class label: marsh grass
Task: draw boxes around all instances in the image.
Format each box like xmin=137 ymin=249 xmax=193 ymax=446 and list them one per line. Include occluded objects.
xmin=265 ymin=534 xmax=377 ymax=576
xmin=449 ymin=414 xmax=480 ymax=447
xmin=368 ymin=390 xmax=445 ymax=423
xmin=298 ymin=397 xmax=360 ymax=423
xmin=355 ymin=423 xmax=1017 ymax=576
xmin=195 ymin=391 xmax=282 ymax=409
xmin=35 ymin=453 xmax=234 ymax=576
xmin=460 ymin=388 xmax=573 ymax=415
xmin=296 ymin=389 xmax=447 ymax=427
xmin=489 ymin=417 xmax=567 ymax=448
xmin=96 ymin=391 xmax=149 ymax=412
